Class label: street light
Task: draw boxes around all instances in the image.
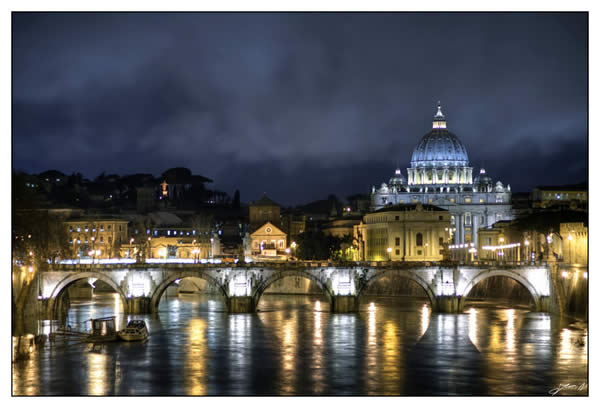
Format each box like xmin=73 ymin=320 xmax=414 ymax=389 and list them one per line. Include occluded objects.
xmin=387 ymin=247 xmax=392 ymax=261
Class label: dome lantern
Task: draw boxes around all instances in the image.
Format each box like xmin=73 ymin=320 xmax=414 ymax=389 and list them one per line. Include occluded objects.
xmin=432 ymin=101 xmax=447 ymax=129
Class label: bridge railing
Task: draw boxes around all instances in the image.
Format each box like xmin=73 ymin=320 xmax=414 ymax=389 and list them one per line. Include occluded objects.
xmin=46 ymin=258 xmax=549 ymax=272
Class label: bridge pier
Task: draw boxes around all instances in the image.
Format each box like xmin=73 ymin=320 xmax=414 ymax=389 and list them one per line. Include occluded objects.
xmin=331 ymin=295 xmax=358 ymax=313
xmin=228 ymin=296 xmax=255 ymax=313
xmin=434 ymin=295 xmax=465 ymax=313
xmin=128 ymin=297 xmax=152 ymax=314
xmin=537 ymin=295 xmax=552 ymax=313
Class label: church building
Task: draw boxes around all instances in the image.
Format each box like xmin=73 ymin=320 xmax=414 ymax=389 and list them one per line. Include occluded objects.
xmin=370 ymin=103 xmax=513 ymax=245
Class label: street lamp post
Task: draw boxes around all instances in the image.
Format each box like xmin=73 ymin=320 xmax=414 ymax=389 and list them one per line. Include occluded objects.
xmin=387 ymin=247 xmax=392 ymax=261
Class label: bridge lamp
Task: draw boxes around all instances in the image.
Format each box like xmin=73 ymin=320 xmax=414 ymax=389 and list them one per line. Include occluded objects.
xmin=499 ymin=237 xmax=504 ymax=243
xmin=583 ymin=272 xmax=588 ymax=279
xmin=524 ymin=240 xmax=529 ymax=246
xmin=561 ymin=271 xmax=568 ymax=279
xmin=28 ymin=266 xmax=33 ymax=273
xmin=285 ymin=248 xmax=291 ymax=254
xmin=95 ymin=250 xmax=101 ymax=256
xmin=568 ymin=235 xmax=573 ymax=241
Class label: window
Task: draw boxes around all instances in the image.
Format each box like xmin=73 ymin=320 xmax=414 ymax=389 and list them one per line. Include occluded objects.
xmin=465 ymin=213 xmax=472 ymax=226
xmin=480 ymin=198 xmax=485 ymax=203
xmin=167 ymin=230 xmax=171 ymax=236
xmin=279 ymin=240 xmax=284 ymax=249
xmin=395 ymin=249 xmax=400 ymax=255
xmin=108 ymin=236 xmax=112 ymax=245
xmin=395 ymin=237 xmax=400 ymax=246
xmin=481 ymin=216 xmax=485 ymax=224
xmin=439 ymin=237 xmax=443 ymax=246
xmin=449 ymin=198 xmax=455 ymax=203
xmin=69 ymin=226 xmax=73 ymax=232
xmin=465 ymin=197 xmax=471 ymax=203
xmin=417 ymin=250 xmax=422 ymax=255
xmin=100 ymin=236 xmax=104 ymax=243
xmin=439 ymin=215 xmax=443 ymax=220
xmin=450 ymin=216 xmax=455 ymax=225
xmin=428 ymin=198 xmax=433 ymax=204
xmin=119 ymin=225 xmax=122 ymax=231
xmin=395 ymin=216 xmax=399 ymax=221
xmin=416 ymin=233 xmax=423 ymax=247
xmin=108 ymin=225 xmax=112 ymax=230
xmin=100 ymin=225 xmax=104 ymax=231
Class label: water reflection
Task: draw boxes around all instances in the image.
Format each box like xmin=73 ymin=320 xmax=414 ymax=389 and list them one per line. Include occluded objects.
xmin=185 ymin=318 xmax=207 ymax=395
xmin=87 ymin=351 xmax=108 ymax=395
xmin=12 ymin=294 xmax=587 ymax=396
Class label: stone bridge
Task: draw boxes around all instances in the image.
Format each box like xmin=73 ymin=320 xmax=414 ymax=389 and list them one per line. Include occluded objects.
xmin=21 ymin=260 xmax=563 ymax=320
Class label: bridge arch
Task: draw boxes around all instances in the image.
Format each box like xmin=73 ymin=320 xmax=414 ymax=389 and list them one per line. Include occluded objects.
xmin=150 ymin=270 xmax=229 ymax=313
xmin=253 ymin=269 xmax=333 ymax=311
xmin=459 ymin=269 xmax=541 ymax=309
xmin=48 ymin=271 xmax=129 ymax=319
xmin=357 ymin=269 xmax=437 ymax=309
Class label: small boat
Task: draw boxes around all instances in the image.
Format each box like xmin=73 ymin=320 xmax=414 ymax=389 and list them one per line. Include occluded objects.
xmin=86 ymin=317 xmax=118 ymax=342
xmin=118 ymin=320 xmax=149 ymax=342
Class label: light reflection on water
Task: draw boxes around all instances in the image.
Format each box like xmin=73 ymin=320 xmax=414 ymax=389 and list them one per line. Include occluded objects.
xmin=12 ymin=293 xmax=587 ymax=396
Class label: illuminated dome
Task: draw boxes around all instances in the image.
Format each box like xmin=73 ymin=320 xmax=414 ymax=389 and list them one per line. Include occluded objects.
xmin=474 ymin=168 xmax=492 ymax=184
xmin=389 ymin=168 xmax=406 ymax=186
xmin=410 ymin=103 xmax=469 ymax=168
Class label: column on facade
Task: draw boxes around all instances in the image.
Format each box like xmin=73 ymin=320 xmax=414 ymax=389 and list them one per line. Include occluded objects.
xmin=432 ymin=169 xmax=437 ymax=184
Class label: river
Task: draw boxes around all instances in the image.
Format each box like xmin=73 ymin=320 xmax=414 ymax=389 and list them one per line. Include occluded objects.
xmin=12 ymin=292 xmax=588 ymax=396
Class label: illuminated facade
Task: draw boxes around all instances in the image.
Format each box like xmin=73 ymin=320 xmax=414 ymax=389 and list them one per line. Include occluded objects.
xmin=247 ymin=222 xmax=288 ymax=260
xmin=371 ymin=103 xmax=513 ymax=245
xmin=560 ymin=222 xmax=588 ymax=265
xmin=65 ymin=218 xmax=129 ymax=259
xmin=353 ymin=203 xmax=451 ymax=261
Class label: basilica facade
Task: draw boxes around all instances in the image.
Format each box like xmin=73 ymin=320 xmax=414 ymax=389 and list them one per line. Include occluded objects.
xmin=370 ymin=103 xmax=513 ymax=245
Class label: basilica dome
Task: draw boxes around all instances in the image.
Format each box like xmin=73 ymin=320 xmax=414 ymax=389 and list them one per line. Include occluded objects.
xmin=410 ymin=104 xmax=469 ymax=168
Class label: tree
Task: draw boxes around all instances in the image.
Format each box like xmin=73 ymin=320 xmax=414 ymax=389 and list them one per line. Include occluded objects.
xmin=191 ymin=213 xmax=215 ymax=243
xmin=130 ymin=216 xmax=157 ymax=261
xmin=13 ymin=210 xmax=70 ymax=267
xmin=295 ymin=230 xmax=347 ymax=261
xmin=232 ymin=190 xmax=240 ymax=209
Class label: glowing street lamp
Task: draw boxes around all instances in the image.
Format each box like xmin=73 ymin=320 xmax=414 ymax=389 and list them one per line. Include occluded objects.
xmin=387 ymin=247 xmax=392 ymax=261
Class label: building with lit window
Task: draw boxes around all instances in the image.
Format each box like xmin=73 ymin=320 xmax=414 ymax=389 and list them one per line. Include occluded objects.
xmin=65 ymin=218 xmax=129 ymax=259
xmin=531 ymin=183 xmax=587 ymax=209
xmin=353 ymin=203 xmax=451 ymax=261
xmin=371 ymin=103 xmax=513 ymax=245
xmin=248 ymin=222 xmax=288 ymax=259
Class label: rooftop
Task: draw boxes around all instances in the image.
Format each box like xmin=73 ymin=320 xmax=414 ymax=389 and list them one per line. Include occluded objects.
xmin=372 ymin=203 xmax=447 ymax=213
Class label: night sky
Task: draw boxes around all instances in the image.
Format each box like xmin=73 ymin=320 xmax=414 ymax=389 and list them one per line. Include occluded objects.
xmin=12 ymin=12 xmax=588 ymax=206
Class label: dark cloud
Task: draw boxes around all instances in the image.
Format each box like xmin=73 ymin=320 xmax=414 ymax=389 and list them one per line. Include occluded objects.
xmin=12 ymin=12 xmax=588 ymax=205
